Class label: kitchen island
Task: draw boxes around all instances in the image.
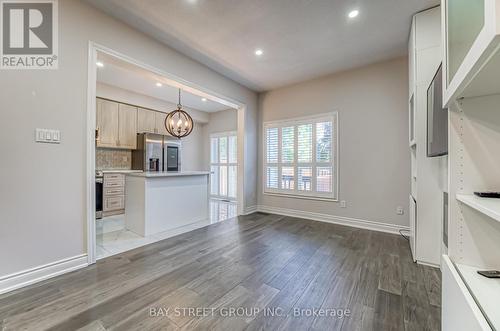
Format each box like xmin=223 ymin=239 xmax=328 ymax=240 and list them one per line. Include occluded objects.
xmin=124 ymin=171 xmax=210 ymax=236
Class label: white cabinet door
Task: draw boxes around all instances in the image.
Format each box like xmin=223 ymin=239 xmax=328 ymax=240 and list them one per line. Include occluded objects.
xmin=96 ymin=99 xmax=119 ymax=148
xmin=137 ymin=108 xmax=156 ymax=134
xmin=118 ymin=104 xmax=137 ymax=149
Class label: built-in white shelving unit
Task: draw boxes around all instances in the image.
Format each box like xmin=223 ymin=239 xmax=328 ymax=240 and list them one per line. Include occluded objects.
xmin=442 ymin=0 xmax=500 ymax=106
xmin=455 ymin=263 xmax=500 ymax=329
xmin=442 ymin=1 xmax=500 ymax=329
xmin=456 ymin=194 xmax=500 ymax=224
xmin=408 ymin=6 xmax=446 ymax=266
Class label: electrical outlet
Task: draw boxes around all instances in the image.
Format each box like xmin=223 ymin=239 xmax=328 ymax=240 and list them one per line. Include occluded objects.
xmin=396 ymin=206 xmax=404 ymax=215
xmin=340 ymin=200 xmax=346 ymax=208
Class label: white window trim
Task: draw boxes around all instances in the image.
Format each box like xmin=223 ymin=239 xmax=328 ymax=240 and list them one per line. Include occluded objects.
xmin=263 ymin=112 xmax=339 ymax=201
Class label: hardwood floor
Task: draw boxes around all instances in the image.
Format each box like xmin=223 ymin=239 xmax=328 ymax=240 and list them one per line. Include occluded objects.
xmin=0 ymin=213 xmax=441 ymax=331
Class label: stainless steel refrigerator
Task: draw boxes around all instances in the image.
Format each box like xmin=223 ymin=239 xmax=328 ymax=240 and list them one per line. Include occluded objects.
xmin=132 ymin=133 xmax=181 ymax=172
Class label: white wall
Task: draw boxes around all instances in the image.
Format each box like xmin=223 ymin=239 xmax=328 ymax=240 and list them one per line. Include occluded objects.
xmin=258 ymin=57 xmax=410 ymax=228
xmin=0 ymin=0 xmax=257 ymax=278
xmin=181 ymin=122 xmax=205 ymax=171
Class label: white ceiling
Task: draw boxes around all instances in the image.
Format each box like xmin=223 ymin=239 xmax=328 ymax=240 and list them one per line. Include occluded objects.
xmin=87 ymin=0 xmax=438 ymax=92
xmin=96 ymin=52 xmax=229 ymax=112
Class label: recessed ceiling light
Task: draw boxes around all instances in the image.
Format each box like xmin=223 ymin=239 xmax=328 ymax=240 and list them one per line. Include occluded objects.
xmin=255 ymin=49 xmax=264 ymax=56
xmin=96 ymin=61 xmax=104 ymax=67
xmin=201 ymin=98 xmax=207 ymax=102
xmin=348 ymin=9 xmax=359 ymax=18
xmin=156 ymin=82 xmax=162 ymax=87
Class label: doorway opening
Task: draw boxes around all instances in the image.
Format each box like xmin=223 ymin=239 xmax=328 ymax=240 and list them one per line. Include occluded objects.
xmin=86 ymin=42 xmax=246 ymax=263
xmin=209 ymin=131 xmax=238 ymax=222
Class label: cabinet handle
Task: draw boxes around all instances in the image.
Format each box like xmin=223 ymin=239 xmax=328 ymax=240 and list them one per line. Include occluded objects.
xmin=95 ymin=127 xmax=100 ymax=141
xmin=107 ymin=188 xmax=122 ymax=193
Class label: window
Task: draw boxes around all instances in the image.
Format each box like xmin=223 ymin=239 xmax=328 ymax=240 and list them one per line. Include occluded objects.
xmin=210 ymin=132 xmax=237 ymax=200
xmin=264 ymin=113 xmax=337 ymax=200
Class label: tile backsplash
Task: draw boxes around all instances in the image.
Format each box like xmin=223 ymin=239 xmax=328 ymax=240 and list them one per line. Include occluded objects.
xmin=96 ymin=148 xmax=132 ymax=170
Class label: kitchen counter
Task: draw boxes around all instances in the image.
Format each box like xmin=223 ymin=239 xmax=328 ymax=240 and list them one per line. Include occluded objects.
xmin=126 ymin=171 xmax=209 ymax=178
xmin=127 ymin=171 xmax=210 ymax=178
xmin=125 ymin=171 xmax=209 ymax=236
xmin=99 ymin=169 xmax=143 ymax=174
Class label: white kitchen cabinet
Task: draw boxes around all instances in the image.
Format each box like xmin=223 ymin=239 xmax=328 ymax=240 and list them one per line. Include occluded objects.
xmin=137 ymin=108 xmax=156 ymax=134
xmin=117 ymin=104 xmax=137 ymax=149
xmin=96 ymin=99 xmax=119 ymax=148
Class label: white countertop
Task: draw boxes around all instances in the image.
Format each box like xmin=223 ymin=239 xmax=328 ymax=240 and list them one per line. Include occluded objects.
xmin=99 ymin=169 xmax=143 ymax=174
xmin=127 ymin=171 xmax=210 ymax=178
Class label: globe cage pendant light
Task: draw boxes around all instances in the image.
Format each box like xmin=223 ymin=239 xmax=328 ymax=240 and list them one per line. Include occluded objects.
xmin=165 ymin=89 xmax=194 ymax=139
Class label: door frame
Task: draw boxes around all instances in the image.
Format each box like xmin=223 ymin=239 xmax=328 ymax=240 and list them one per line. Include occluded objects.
xmin=86 ymin=41 xmax=247 ymax=264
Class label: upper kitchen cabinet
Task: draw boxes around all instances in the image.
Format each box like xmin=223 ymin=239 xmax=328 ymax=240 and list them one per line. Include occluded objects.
xmin=443 ymin=0 xmax=500 ymax=105
xmin=96 ymin=99 xmax=119 ymax=148
xmin=155 ymin=112 xmax=170 ymax=136
xmin=137 ymin=108 xmax=156 ymax=134
xmin=118 ymin=104 xmax=137 ymax=149
xmin=96 ymin=98 xmax=137 ymax=149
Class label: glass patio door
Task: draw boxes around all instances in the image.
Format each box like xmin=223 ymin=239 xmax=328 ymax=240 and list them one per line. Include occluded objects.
xmin=210 ymin=132 xmax=237 ymax=200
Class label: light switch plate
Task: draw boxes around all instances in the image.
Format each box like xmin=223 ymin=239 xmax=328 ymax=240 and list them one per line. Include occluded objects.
xmin=35 ymin=128 xmax=61 ymax=144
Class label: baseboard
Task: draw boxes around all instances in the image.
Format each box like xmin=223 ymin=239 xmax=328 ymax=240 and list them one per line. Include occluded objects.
xmin=257 ymin=205 xmax=409 ymax=235
xmin=243 ymin=205 xmax=258 ymax=215
xmin=0 ymin=254 xmax=88 ymax=295
xmin=417 ymin=260 xmax=441 ymax=269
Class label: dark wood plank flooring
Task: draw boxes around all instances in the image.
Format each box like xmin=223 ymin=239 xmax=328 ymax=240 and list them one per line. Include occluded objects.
xmin=0 ymin=213 xmax=441 ymax=330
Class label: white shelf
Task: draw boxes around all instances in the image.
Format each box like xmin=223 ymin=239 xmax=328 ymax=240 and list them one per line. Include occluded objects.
xmin=443 ymin=0 xmax=500 ymax=106
xmin=456 ymin=194 xmax=500 ymax=223
xmin=455 ymin=262 xmax=500 ymax=330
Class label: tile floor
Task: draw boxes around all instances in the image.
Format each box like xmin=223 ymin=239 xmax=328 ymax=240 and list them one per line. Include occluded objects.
xmin=96 ymin=199 xmax=237 ymax=259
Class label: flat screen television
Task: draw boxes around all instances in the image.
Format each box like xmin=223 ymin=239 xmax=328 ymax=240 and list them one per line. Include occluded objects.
xmin=427 ymin=64 xmax=448 ymax=157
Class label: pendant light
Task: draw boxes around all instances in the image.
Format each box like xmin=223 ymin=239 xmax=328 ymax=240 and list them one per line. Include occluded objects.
xmin=165 ymin=89 xmax=194 ymax=139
